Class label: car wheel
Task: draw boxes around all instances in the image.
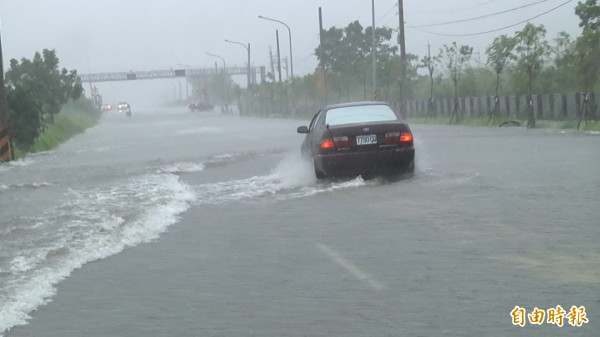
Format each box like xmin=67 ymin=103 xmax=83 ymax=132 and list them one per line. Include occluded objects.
xmin=315 ymin=168 xmax=326 ymax=179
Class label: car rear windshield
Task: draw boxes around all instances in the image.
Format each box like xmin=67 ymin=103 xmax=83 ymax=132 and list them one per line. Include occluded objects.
xmin=325 ymin=105 xmax=398 ymax=126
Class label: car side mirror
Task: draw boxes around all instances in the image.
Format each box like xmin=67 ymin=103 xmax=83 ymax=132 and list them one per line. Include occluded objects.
xmin=297 ymin=126 xmax=309 ymax=134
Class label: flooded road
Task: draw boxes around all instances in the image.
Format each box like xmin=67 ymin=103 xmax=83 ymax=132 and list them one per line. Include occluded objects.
xmin=1 ymin=108 xmax=598 ymax=336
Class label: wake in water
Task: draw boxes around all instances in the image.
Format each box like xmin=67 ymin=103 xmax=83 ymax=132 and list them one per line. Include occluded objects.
xmin=0 ymin=173 xmax=196 ymax=335
xmin=0 ymin=151 xmax=385 ymax=335
xmin=0 ymin=182 xmax=52 ymax=192
xmin=191 ymin=152 xmax=373 ymax=205
xmin=0 ymin=158 xmax=35 ymax=173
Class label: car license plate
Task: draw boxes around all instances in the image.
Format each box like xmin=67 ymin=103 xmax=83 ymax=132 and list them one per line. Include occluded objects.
xmin=356 ymin=134 xmax=377 ymax=145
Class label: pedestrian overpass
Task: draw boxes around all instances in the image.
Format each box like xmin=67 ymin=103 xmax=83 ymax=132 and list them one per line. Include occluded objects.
xmin=78 ymin=65 xmax=266 ymax=84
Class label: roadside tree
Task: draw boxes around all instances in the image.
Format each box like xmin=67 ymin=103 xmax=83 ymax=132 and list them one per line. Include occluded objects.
xmin=5 ymin=84 xmax=44 ymax=150
xmin=439 ymin=42 xmax=473 ymax=124
xmin=575 ymin=0 xmax=600 ymax=31
xmin=511 ymin=23 xmax=550 ymax=128
xmin=486 ymin=35 xmax=515 ymax=123
xmin=5 ymin=49 xmax=82 ymax=124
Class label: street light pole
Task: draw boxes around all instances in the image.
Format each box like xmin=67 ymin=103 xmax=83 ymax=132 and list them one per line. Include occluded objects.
xmin=225 ymin=39 xmax=251 ymax=88
xmin=206 ymin=52 xmax=228 ymax=112
xmin=258 ymin=15 xmax=293 ymax=79
xmin=276 ymin=29 xmax=282 ymax=83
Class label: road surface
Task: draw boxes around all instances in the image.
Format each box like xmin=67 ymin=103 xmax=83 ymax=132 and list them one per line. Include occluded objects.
xmin=1 ymin=107 xmax=598 ymax=336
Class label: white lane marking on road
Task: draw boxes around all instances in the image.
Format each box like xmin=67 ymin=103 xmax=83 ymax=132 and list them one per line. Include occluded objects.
xmin=317 ymin=244 xmax=385 ymax=291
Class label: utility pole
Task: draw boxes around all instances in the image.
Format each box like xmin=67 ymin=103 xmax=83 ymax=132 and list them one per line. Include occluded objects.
xmin=318 ymin=6 xmax=327 ymax=105
xmin=0 ymin=26 xmax=7 ymax=126
xmin=398 ymin=0 xmax=406 ymax=57
xmin=276 ymin=30 xmax=282 ymax=83
xmin=0 ymin=26 xmax=10 ymax=162
xmin=371 ymin=0 xmax=377 ymax=94
xmin=426 ymin=42 xmax=435 ymax=119
xmin=318 ymin=8 xmax=325 ymax=71
xmin=398 ymin=0 xmax=407 ymax=111
xmin=247 ymin=43 xmax=251 ymax=86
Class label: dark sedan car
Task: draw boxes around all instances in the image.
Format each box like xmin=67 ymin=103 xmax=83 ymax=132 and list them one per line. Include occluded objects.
xmin=297 ymin=101 xmax=415 ymax=179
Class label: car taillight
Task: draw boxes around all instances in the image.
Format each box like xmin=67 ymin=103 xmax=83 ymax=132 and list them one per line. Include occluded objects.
xmin=384 ymin=131 xmax=413 ymax=144
xmin=320 ymin=139 xmax=335 ymax=149
xmin=400 ymin=132 xmax=413 ymax=143
xmin=384 ymin=132 xmax=400 ymax=144
xmin=333 ymin=136 xmax=350 ymax=148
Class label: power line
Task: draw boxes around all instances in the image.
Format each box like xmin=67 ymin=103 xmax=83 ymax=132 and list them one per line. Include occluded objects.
xmin=377 ymin=2 xmax=398 ymax=23
xmin=456 ymin=0 xmax=497 ymax=11
xmin=298 ymin=34 xmax=320 ymax=64
xmin=418 ymin=0 xmax=573 ymax=37
xmin=429 ymin=0 xmax=496 ymax=14
xmin=472 ymin=0 xmax=496 ymax=7
xmin=408 ymin=0 xmax=549 ymax=28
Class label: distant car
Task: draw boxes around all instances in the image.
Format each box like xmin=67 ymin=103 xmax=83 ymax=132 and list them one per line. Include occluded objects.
xmin=189 ymin=102 xmax=214 ymax=112
xmin=297 ymin=101 xmax=415 ymax=179
xmin=100 ymin=104 xmax=112 ymax=112
xmin=118 ymin=102 xmax=132 ymax=116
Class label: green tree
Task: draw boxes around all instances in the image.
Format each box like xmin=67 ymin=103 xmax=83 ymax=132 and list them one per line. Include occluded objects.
xmin=531 ymin=32 xmax=581 ymax=95
xmin=574 ymin=29 xmax=600 ymax=127
xmin=316 ymin=26 xmax=345 ymax=72
xmin=486 ymin=35 xmax=515 ymax=122
xmin=376 ymin=43 xmax=401 ymax=100
xmin=207 ymin=71 xmax=234 ymax=107
xmin=574 ymin=0 xmax=600 ymax=93
xmin=366 ymin=25 xmax=397 ymax=98
xmin=294 ymin=74 xmax=318 ymax=115
xmin=486 ymin=35 xmax=515 ymax=98
xmin=6 ymin=84 xmax=44 ymax=150
xmin=315 ymin=25 xmax=353 ymax=100
xmin=460 ymin=67 xmax=495 ymax=97
xmin=439 ymin=42 xmax=473 ymax=124
xmin=396 ymin=53 xmax=420 ymax=100
xmin=315 ymin=22 xmax=397 ymax=101
xmin=574 ymin=30 xmax=600 ymax=92
xmin=575 ymin=0 xmax=600 ymax=31
xmin=419 ymin=46 xmax=439 ymax=118
xmin=511 ymin=23 xmax=550 ymax=128
xmin=6 ymin=49 xmax=83 ymax=124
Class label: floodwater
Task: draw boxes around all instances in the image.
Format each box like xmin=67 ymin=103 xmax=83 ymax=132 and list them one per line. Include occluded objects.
xmin=1 ymin=107 xmax=598 ymax=336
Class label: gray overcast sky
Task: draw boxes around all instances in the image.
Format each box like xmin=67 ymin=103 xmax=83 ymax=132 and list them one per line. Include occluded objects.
xmin=0 ymin=0 xmax=582 ymax=107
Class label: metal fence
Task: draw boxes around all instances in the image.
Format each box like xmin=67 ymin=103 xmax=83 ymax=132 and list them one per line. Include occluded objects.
xmin=391 ymin=92 xmax=599 ymax=121
xmin=240 ymin=91 xmax=599 ymax=122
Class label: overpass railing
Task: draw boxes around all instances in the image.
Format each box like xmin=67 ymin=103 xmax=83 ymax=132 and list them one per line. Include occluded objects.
xmin=78 ymin=66 xmax=265 ymax=83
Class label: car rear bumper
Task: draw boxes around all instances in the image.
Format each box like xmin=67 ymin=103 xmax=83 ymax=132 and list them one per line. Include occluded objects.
xmin=314 ymin=147 xmax=415 ymax=177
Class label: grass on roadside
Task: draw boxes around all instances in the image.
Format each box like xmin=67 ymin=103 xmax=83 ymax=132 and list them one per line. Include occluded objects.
xmin=560 ymin=120 xmax=600 ymax=131
xmin=11 ymin=100 xmax=100 ymax=159
xmin=407 ymin=117 xmax=600 ymax=131
xmin=407 ymin=117 xmax=495 ymax=127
